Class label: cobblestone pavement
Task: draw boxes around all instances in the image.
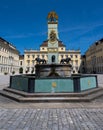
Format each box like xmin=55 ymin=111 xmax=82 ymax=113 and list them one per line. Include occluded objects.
xmin=0 ymin=108 xmax=103 ymax=130
xmin=0 ymin=95 xmax=103 ymax=130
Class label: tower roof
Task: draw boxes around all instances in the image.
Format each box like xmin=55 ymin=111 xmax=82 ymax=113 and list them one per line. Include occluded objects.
xmin=47 ymin=11 xmax=58 ymax=22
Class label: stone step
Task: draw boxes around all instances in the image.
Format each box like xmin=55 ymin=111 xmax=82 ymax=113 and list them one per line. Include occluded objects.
xmin=0 ymin=87 xmax=103 ymax=103
xmin=86 ymin=89 xmax=103 ymax=101
xmin=3 ymin=87 xmax=103 ymax=98
xmin=0 ymin=90 xmax=87 ymax=102
xmin=20 ymin=97 xmax=87 ymax=103
xmin=16 ymin=89 xmax=103 ymax=103
xmin=0 ymin=90 xmax=22 ymax=102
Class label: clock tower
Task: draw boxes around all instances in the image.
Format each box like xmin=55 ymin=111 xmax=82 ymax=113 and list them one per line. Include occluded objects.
xmin=47 ymin=11 xmax=59 ymax=64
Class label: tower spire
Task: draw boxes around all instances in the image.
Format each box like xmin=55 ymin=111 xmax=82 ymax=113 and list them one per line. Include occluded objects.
xmin=47 ymin=11 xmax=59 ymax=40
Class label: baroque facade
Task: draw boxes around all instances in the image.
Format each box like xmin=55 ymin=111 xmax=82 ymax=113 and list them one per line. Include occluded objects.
xmin=85 ymin=38 xmax=103 ymax=73
xmin=24 ymin=12 xmax=81 ymax=74
xmin=0 ymin=37 xmax=19 ymax=74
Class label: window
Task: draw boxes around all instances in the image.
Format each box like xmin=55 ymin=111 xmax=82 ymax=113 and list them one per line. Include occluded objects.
xmin=27 ymin=55 xmax=30 ymax=58
xmin=42 ymin=48 xmax=44 ymax=50
xmin=42 ymin=55 xmax=44 ymax=58
xmin=75 ymin=60 xmax=78 ymax=65
xmin=65 ymin=55 xmax=68 ymax=58
xmin=20 ymin=61 xmax=22 ymax=66
xmin=61 ymin=55 xmax=64 ymax=58
xmin=32 ymin=55 xmax=35 ymax=58
xmin=32 ymin=60 xmax=35 ymax=65
xmin=61 ymin=48 xmax=63 ymax=50
xmin=70 ymin=55 xmax=73 ymax=58
xmin=75 ymin=55 xmax=78 ymax=58
xmin=27 ymin=60 xmax=30 ymax=66
xmin=37 ymin=55 xmax=39 ymax=58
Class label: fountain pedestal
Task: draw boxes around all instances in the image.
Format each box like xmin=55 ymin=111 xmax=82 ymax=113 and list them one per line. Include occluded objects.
xmin=35 ymin=64 xmax=72 ymax=78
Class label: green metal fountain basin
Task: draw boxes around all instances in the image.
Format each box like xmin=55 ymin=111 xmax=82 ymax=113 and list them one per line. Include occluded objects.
xmin=10 ymin=75 xmax=98 ymax=93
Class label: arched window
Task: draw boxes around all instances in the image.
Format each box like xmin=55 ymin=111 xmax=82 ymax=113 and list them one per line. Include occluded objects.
xmin=51 ymin=55 xmax=55 ymax=63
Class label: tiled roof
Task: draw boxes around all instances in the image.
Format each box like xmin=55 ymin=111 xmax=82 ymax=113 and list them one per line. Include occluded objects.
xmin=0 ymin=37 xmax=9 ymax=44
xmin=58 ymin=41 xmax=66 ymax=47
xmin=40 ymin=40 xmax=66 ymax=47
xmin=0 ymin=37 xmax=20 ymax=53
xmin=40 ymin=40 xmax=48 ymax=47
xmin=0 ymin=37 xmax=16 ymax=48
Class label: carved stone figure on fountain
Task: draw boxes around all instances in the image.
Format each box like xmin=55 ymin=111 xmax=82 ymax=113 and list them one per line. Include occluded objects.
xmin=35 ymin=57 xmax=46 ymax=64
xmin=60 ymin=57 xmax=71 ymax=64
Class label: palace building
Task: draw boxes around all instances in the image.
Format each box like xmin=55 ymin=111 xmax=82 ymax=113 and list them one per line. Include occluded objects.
xmin=24 ymin=11 xmax=81 ymax=74
xmin=85 ymin=38 xmax=103 ymax=73
xmin=0 ymin=37 xmax=20 ymax=74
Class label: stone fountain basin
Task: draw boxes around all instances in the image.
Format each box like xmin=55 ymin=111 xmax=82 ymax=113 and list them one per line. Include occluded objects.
xmin=35 ymin=64 xmax=72 ymax=77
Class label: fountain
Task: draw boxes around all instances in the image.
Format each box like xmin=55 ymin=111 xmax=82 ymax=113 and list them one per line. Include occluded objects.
xmin=9 ymin=11 xmax=98 ymax=94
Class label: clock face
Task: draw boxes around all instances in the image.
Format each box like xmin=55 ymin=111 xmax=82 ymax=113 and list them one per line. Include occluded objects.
xmin=49 ymin=30 xmax=57 ymax=43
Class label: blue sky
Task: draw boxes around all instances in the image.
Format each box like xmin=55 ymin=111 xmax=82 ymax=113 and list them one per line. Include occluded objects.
xmin=0 ymin=0 xmax=103 ymax=54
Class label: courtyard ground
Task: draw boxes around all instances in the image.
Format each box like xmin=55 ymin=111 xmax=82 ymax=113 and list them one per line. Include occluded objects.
xmin=0 ymin=74 xmax=103 ymax=130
